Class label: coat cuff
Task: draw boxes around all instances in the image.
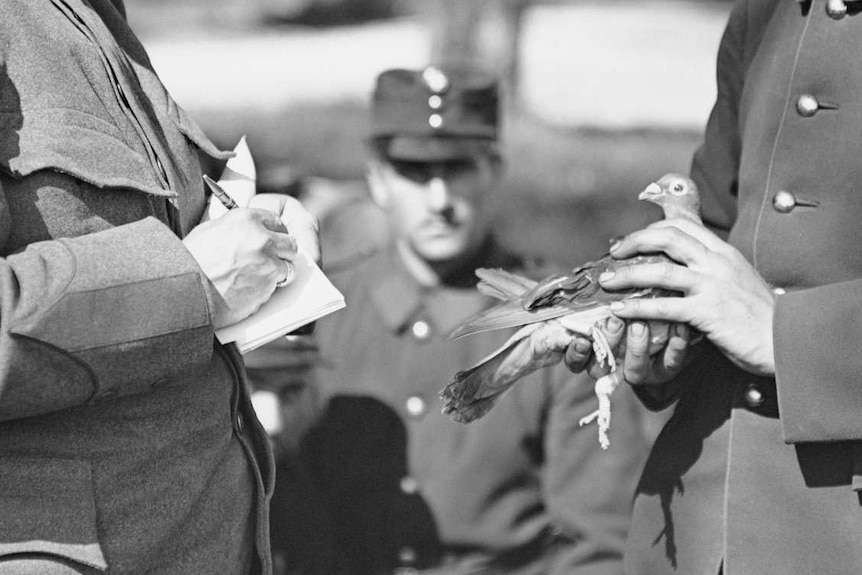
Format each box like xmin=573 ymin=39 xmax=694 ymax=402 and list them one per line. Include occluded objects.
xmin=3 ymin=217 xmax=214 ymax=416
xmin=774 ymin=281 xmax=862 ymax=443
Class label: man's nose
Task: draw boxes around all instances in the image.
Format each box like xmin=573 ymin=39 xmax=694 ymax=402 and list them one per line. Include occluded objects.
xmin=427 ymin=177 xmax=454 ymax=216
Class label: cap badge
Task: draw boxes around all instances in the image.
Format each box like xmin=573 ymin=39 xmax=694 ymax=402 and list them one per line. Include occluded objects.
xmin=422 ymin=67 xmax=450 ymax=94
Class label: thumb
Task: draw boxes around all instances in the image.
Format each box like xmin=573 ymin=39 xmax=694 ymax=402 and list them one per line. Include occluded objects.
xmin=248 ymin=208 xmax=290 ymax=235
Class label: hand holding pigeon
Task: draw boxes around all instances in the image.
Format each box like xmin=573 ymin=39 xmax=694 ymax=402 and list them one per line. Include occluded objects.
xmin=440 ymin=174 xmax=703 ymax=448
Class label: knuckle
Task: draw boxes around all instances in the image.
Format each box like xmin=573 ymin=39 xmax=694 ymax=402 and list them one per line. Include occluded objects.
xmin=658 ymin=263 xmax=676 ymax=282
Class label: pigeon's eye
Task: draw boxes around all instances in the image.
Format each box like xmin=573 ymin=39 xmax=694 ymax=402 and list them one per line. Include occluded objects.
xmin=670 ymin=182 xmax=686 ymax=195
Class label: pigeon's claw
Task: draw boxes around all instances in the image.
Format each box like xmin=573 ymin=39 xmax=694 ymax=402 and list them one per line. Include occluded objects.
xmin=578 ymin=371 xmax=623 ymax=450
xmin=589 ymin=325 xmax=615 ymax=371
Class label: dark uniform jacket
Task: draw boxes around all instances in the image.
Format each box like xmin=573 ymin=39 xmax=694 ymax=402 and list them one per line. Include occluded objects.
xmin=0 ymin=1 xmax=273 ymax=573
xmin=624 ymin=1 xmax=862 ymax=573
xmin=301 ymin=236 xmax=649 ymax=575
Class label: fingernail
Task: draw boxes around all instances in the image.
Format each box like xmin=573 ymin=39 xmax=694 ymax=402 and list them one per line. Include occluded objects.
xmin=599 ymin=271 xmax=615 ymax=283
xmin=606 ymin=317 xmax=624 ymax=332
xmin=609 ymin=301 xmax=625 ymax=312
xmin=609 ymin=241 xmax=621 ymax=252
xmin=631 ymin=322 xmax=646 ymax=337
xmin=575 ymin=340 xmax=592 ymax=354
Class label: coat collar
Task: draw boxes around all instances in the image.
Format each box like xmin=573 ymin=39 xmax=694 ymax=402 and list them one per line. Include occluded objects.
xmin=368 ymin=239 xmax=521 ymax=337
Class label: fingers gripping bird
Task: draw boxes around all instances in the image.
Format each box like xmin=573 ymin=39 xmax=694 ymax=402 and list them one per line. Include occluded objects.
xmin=440 ymin=174 xmax=702 ymax=448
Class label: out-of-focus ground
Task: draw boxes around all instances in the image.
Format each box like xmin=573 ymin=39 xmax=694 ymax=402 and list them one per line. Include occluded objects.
xmin=127 ymin=0 xmax=731 ymax=266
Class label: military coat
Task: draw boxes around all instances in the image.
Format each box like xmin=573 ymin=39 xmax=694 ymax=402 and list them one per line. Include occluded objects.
xmin=0 ymin=1 xmax=273 ymax=573
xmin=301 ymin=238 xmax=650 ymax=575
xmin=624 ymin=1 xmax=862 ymax=573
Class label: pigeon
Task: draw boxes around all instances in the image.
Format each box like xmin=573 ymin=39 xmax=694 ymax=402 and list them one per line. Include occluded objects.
xmin=440 ymin=173 xmax=701 ymax=448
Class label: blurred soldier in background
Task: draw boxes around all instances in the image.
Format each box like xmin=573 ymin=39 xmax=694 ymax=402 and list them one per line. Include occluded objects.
xmin=289 ymin=65 xmax=650 ymax=575
xmin=243 ymin=336 xmax=345 ymax=575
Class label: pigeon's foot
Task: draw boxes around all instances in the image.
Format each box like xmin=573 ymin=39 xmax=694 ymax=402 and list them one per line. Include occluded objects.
xmin=578 ymin=371 xmax=622 ymax=450
xmin=590 ymin=325 xmax=616 ymax=371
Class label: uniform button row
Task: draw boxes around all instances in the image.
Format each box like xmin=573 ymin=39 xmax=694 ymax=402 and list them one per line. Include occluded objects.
xmin=405 ymin=395 xmax=428 ymax=418
xmin=399 ymin=475 xmax=420 ymax=495
xmin=773 ymin=190 xmax=796 ymax=213
xmin=744 ymin=384 xmax=765 ymax=408
xmin=796 ymin=94 xmax=819 ymax=117
xmin=826 ymin=0 xmax=848 ymax=19
xmin=411 ymin=319 xmax=433 ymax=341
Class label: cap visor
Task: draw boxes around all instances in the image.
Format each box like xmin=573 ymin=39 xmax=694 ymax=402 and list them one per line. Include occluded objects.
xmin=385 ymin=136 xmax=495 ymax=161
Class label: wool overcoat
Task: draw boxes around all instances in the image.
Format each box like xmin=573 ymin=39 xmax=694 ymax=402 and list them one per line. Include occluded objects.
xmin=624 ymin=1 xmax=862 ymax=573
xmin=0 ymin=1 xmax=273 ymax=573
xmin=299 ymin=236 xmax=651 ymax=575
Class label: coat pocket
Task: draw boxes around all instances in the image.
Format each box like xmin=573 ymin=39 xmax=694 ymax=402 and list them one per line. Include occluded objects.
xmin=0 ymin=456 xmax=107 ymax=571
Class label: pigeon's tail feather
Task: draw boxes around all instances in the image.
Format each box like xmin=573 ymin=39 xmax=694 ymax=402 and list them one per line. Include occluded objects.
xmin=447 ymin=300 xmax=572 ymax=341
xmin=475 ymin=268 xmax=538 ymax=301
xmin=440 ymin=335 xmax=529 ymax=422
xmin=440 ymin=367 xmax=505 ymax=423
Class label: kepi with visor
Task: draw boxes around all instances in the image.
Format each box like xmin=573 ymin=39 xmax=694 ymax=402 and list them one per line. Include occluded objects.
xmin=370 ymin=65 xmax=499 ymax=162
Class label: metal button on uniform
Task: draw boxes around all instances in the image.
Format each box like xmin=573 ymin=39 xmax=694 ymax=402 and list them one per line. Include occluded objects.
xmin=428 ymin=113 xmax=443 ymax=129
xmin=399 ymin=476 xmax=419 ymax=495
xmin=428 ymin=95 xmax=443 ymax=109
xmin=744 ymin=384 xmax=765 ymax=408
xmin=773 ymin=190 xmax=797 ymax=213
xmin=405 ymin=396 xmax=427 ymax=418
xmin=411 ymin=319 xmax=432 ymax=341
xmin=772 ymin=286 xmax=787 ymax=296
xmin=826 ymin=0 xmax=848 ymax=18
xmin=398 ymin=546 xmax=418 ymax=565
xmin=796 ymin=94 xmax=819 ymax=117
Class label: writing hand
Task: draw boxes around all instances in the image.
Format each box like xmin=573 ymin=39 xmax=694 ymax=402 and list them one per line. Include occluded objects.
xmin=183 ymin=208 xmax=297 ymax=328
xmin=248 ymin=193 xmax=320 ymax=264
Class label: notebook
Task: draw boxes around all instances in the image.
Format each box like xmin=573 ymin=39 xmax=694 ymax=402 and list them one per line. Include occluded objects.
xmin=208 ymin=136 xmax=346 ymax=353
xmin=215 ymin=248 xmax=345 ymax=354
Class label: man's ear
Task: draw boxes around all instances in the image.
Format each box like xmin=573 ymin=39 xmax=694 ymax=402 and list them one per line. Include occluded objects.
xmin=366 ymin=159 xmax=391 ymax=210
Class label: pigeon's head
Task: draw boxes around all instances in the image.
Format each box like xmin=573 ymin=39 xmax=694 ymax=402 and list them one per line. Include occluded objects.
xmin=639 ymin=173 xmax=701 ymax=222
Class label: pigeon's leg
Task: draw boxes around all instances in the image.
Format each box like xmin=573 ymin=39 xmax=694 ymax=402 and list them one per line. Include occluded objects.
xmin=577 ymin=325 xmax=621 ymax=449
xmin=589 ymin=325 xmax=616 ymax=372
xmin=578 ymin=372 xmax=622 ymax=449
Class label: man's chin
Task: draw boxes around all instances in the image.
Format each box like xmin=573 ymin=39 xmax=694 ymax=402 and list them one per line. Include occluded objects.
xmin=415 ymin=241 xmax=468 ymax=263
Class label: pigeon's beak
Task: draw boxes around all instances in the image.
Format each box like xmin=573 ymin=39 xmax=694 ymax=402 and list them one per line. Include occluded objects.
xmin=639 ymin=182 xmax=662 ymax=201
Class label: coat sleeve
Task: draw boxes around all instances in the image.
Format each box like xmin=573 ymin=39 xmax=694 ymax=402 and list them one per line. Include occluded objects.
xmin=689 ymin=0 xmax=747 ymax=236
xmin=773 ymin=281 xmax=862 ymax=442
xmin=0 ymin=173 xmax=218 ymax=421
xmin=543 ymin=367 xmax=650 ymax=575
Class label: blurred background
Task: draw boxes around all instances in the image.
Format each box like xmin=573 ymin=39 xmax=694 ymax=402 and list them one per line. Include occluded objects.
xmin=127 ymin=0 xmax=731 ymax=267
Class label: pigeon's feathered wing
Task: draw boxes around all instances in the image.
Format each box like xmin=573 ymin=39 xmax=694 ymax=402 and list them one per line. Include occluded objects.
xmin=440 ymin=174 xmax=702 ymax=448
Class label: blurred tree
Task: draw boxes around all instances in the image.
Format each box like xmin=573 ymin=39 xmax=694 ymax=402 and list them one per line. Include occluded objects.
xmin=428 ymin=0 xmax=529 ymax=107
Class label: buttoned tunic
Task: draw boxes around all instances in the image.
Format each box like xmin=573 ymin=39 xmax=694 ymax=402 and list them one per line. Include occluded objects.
xmin=303 ymin=243 xmax=649 ymax=575
xmin=0 ymin=1 xmax=272 ymax=573
xmin=624 ymin=1 xmax=862 ymax=573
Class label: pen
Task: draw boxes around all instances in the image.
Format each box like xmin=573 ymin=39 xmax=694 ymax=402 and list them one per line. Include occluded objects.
xmin=203 ymin=174 xmax=239 ymax=210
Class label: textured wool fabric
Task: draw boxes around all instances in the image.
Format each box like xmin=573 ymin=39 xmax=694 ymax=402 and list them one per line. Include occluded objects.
xmin=624 ymin=1 xmax=862 ymax=573
xmin=0 ymin=1 xmax=273 ymax=573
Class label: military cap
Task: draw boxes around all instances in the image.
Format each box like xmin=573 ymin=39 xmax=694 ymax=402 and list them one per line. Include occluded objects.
xmin=370 ymin=65 xmax=499 ymax=161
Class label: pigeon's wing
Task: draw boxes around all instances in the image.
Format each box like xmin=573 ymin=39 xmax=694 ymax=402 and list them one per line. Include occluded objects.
xmin=520 ymin=255 xmax=611 ymax=309
xmin=475 ymin=268 xmax=538 ymax=301
xmin=447 ymin=299 xmax=574 ymax=340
